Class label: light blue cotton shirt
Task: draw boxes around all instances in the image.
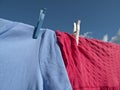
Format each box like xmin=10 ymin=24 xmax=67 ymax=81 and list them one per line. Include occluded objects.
xmin=0 ymin=18 xmax=72 ymax=90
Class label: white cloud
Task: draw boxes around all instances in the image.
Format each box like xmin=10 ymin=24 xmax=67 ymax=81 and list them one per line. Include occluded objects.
xmin=102 ymin=34 xmax=108 ymax=42
xmin=80 ymin=32 xmax=92 ymax=38
xmin=111 ymin=29 xmax=120 ymax=44
xmin=80 ymin=30 xmax=120 ymax=44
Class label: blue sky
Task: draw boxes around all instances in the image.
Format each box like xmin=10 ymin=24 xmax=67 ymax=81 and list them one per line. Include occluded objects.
xmin=0 ymin=0 xmax=120 ymax=42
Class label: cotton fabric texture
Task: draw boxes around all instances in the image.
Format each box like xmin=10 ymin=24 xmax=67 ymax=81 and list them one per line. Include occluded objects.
xmin=0 ymin=18 xmax=72 ymax=90
xmin=56 ymin=30 xmax=120 ymax=90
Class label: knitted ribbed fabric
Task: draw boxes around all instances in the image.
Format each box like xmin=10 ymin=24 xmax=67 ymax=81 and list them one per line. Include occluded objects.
xmin=56 ymin=30 xmax=120 ymax=90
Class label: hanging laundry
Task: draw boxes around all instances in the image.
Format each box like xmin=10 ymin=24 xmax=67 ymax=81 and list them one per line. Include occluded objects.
xmin=56 ymin=30 xmax=120 ymax=90
xmin=38 ymin=29 xmax=72 ymax=90
xmin=0 ymin=18 xmax=72 ymax=90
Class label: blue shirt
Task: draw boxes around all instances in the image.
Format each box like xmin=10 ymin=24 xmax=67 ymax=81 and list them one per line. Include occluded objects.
xmin=0 ymin=18 xmax=72 ymax=90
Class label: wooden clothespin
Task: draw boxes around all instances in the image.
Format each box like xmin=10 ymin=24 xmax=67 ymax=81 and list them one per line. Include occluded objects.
xmin=33 ymin=8 xmax=47 ymax=39
xmin=73 ymin=20 xmax=81 ymax=45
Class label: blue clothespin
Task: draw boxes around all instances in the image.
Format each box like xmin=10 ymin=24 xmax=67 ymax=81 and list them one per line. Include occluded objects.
xmin=33 ymin=8 xmax=46 ymax=39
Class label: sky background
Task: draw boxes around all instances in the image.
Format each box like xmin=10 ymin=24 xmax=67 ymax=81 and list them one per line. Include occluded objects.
xmin=0 ymin=0 xmax=120 ymax=43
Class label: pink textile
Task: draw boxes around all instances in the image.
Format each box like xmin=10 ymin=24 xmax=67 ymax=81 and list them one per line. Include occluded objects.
xmin=56 ymin=30 xmax=120 ymax=90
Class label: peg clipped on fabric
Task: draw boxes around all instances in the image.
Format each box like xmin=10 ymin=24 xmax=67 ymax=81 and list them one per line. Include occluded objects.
xmin=73 ymin=20 xmax=81 ymax=45
xmin=33 ymin=8 xmax=47 ymax=39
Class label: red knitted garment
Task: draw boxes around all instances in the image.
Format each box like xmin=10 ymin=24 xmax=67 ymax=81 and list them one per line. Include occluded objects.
xmin=56 ymin=30 xmax=120 ymax=90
